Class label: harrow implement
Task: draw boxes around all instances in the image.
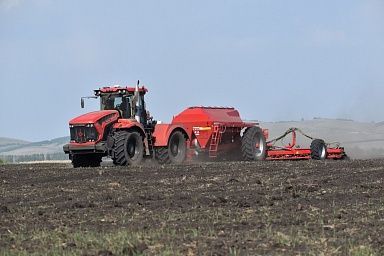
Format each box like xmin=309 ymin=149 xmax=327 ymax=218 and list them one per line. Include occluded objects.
xmin=265 ymin=127 xmax=347 ymax=160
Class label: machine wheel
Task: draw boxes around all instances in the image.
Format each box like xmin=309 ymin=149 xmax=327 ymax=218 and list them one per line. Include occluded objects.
xmin=167 ymin=131 xmax=187 ymax=164
xmin=155 ymin=147 xmax=171 ymax=164
xmin=112 ymin=131 xmax=144 ymax=166
xmin=72 ymin=154 xmax=102 ymax=168
xmin=241 ymin=126 xmax=267 ymax=161
xmin=310 ymin=139 xmax=327 ymax=160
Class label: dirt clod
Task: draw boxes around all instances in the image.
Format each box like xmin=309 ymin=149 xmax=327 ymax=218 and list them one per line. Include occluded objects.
xmin=0 ymin=205 xmax=10 ymax=213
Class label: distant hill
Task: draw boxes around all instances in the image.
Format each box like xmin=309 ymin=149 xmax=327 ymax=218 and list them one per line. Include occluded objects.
xmin=0 ymin=137 xmax=30 ymax=146
xmin=0 ymin=137 xmax=31 ymax=154
xmin=0 ymin=136 xmax=69 ymax=156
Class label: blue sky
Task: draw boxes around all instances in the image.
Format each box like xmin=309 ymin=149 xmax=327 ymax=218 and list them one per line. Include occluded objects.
xmin=1 ymin=0 xmax=383 ymax=141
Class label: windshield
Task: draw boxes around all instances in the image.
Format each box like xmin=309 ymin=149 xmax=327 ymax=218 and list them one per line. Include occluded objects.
xmin=100 ymin=94 xmax=132 ymax=118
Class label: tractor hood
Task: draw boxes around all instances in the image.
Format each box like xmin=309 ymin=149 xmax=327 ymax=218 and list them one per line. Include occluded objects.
xmin=69 ymin=110 xmax=119 ymax=125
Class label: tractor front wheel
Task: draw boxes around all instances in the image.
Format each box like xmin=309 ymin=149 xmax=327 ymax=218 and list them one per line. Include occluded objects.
xmin=310 ymin=139 xmax=327 ymax=160
xmin=241 ymin=126 xmax=267 ymax=161
xmin=112 ymin=131 xmax=144 ymax=166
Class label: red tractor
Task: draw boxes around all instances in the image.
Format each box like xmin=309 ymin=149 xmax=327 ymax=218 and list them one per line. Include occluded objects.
xmin=63 ymin=83 xmax=346 ymax=167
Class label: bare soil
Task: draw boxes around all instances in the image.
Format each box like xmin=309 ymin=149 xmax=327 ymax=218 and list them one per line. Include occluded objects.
xmin=1 ymin=159 xmax=384 ymax=255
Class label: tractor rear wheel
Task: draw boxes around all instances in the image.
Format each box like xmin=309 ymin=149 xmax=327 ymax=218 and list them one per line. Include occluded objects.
xmin=167 ymin=131 xmax=187 ymax=164
xmin=155 ymin=131 xmax=186 ymax=164
xmin=72 ymin=154 xmax=102 ymax=168
xmin=310 ymin=139 xmax=327 ymax=160
xmin=241 ymin=126 xmax=267 ymax=161
xmin=154 ymin=131 xmax=187 ymax=164
xmin=112 ymin=131 xmax=144 ymax=166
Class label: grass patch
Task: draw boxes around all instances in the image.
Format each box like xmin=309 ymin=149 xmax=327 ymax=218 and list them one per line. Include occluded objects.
xmin=1 ymin=229 xmax=168 ymax=256
xmin=2 ymin=208 xmax=378 ymax=256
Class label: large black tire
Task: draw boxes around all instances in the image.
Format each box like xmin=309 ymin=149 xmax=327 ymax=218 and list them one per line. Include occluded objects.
xmin=112 ymin=131 xmax=144 ymax=166
xmin=72 ymin=154 xmax=102 ymax=168
xmin=310 ymin=139 xmax=327 ymax=160
xmin=155 ymin=131 xmax=186 ymax=164
xmin=168 ymin=131 xmax=187 ymax=164
xmin=241 ymin=126 xmax=267 ymax=161
xmin=155 ymin=147 xmax=171 ymax=164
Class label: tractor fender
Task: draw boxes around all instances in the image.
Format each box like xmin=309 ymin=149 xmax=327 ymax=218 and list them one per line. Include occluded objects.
xmin=153 ymin=124 xmax=190 ymax=147
xmin=112 ymin=119 xmax=146 ymax=138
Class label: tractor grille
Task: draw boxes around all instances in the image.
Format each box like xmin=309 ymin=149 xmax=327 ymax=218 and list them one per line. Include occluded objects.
xmin=70 ymin=126 xmax=98 ymax=143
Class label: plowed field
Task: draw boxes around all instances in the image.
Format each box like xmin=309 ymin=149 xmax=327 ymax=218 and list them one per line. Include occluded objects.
xmin=1 ymin=159 xmax=384 ymax=255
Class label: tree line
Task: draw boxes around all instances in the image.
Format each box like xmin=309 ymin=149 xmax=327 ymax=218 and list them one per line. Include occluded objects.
xmin=0 ymin=152 xmax=68 ymax=163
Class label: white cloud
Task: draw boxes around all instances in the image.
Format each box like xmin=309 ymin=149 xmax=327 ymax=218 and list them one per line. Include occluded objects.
xmin=0 ymin=0 xmax=23 ymax=10
xmin=360 ymin=0 xmax=384 ymax=20
xmin=0 ymin=0 xmax=52 ymax=11
xmin=357 ymin=0 xmax=384 ymax=34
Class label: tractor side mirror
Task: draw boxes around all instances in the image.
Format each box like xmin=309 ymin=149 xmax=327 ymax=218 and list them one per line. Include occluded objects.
xmin=80 ymin=96 xmax=97 ymax=109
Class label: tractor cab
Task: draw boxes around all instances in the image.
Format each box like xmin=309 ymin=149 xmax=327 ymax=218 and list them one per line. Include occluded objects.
xmin=89 ymin=85 xmax=148 ymax=124
xmin=100 ymin=92 xmax=132 ymax=118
